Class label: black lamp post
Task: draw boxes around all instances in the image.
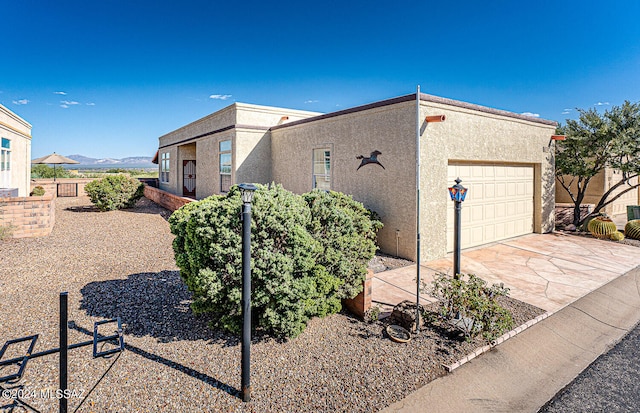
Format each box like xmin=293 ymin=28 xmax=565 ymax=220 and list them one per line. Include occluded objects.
xmin=238 ymin=183 xmax=257 ymax=403
xmin=448 ymin=178 xmax=467 ymax=279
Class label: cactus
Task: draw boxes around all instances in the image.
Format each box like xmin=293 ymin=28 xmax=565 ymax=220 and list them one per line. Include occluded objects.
xmin=625 ymin=220 xmax=640 ymax=240
xmin=587 ymin=216 xmax=617 ymax=239
xmin=610 ymin=231 xmax=625 ymax=241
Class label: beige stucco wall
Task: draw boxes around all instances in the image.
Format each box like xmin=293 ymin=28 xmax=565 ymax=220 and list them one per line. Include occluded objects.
xmin=419 ymin=100 xmax=556 ymax=261
xmin=272 ymin=96 xmax=556 ymax=262
xmin=272 ymin=101 xmax=418 ymax=259
xmin=157 ymin=103 xmax=320 ymax=199
xmin=159 ymin=105 xmax=236 ymax=148
xmin=234 ymin=104 xmax=320 ymax=187
xmin=235 ymin=103 xmax=320 ymax=126
xmin=0 ymin=104 xmax=32 ymax=197
xmin=235 ymin=129 xmax=272 ymax=185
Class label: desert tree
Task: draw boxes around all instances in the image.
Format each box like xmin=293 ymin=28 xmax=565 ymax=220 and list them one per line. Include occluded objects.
xmin=556 ymin=101 xmax=640 ymax=227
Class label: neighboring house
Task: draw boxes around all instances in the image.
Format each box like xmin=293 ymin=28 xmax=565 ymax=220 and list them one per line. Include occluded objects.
xmin=157 ymin=93 xmax=557 ymax=261
xmin=556 ymin=170 xmax=639 ymax=221
xmin=0 ymin=104 xmax=32 ymax=197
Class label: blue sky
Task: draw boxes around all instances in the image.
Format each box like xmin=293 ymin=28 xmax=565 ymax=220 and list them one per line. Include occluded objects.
xmin=2 ymin=0 xmax=639 ymax=159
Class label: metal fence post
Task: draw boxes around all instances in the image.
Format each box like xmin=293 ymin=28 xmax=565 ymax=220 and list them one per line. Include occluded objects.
xmin=60 ymin=292 xmax=68 ymax=413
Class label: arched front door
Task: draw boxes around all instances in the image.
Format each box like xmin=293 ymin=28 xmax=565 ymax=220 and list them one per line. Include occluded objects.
xmin=183 ymin=160 xmax=196 ymax=197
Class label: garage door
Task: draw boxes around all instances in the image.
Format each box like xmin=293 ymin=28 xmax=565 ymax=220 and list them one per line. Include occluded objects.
xmin=447 ymin=164 xmax=534 ymax=251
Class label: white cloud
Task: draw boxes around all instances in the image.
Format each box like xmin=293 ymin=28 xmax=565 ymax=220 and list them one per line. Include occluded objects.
xmin=594 ymin=102 xmax=610 ymax=106
xmin=521 ymin=112 xmax=540 ymax=118
xmin=304 ymin=100 xmax=319 ymax=104
xmin=209 ymin=94 xmax=232 ymax=100
xmin=61 ymin=100 xmax=79 ymax=105
xmin=562 ymin=111 xmax=570 ymax=115
xmin=54 ymin=91 xmax=67 ymax=95
xmin=13 ymin=99 xmax=29 ymax=105
xmin=60 ymin=104 xmax=69 ymax=108
xmin=86 ymin=102 xmax=95 ymax=106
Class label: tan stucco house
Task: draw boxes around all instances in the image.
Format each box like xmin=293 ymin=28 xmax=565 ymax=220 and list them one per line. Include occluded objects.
xmin=157 ymin=93 xmax=557 ymax=261
xmin=0 ymin=104 xmax=32 ymax=197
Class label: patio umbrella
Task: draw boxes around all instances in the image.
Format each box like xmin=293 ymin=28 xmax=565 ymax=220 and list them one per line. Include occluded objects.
xmin=32 ymin=152 xmax=79 ymax=181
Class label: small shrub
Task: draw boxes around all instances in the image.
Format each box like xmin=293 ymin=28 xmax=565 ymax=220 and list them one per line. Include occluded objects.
xmin=85 ymin=175 xmax=144 ymax=211
xmin=30 ymin=186 xmax=45 ymax=196
xmin=425 ymin=273 xmax=514 ymax=341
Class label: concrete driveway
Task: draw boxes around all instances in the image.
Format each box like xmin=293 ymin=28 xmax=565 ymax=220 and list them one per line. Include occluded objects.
xmin=373 ymin=233 xmax=640 ymax=313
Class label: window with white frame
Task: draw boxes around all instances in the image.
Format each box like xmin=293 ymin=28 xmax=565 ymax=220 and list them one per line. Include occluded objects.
xmin=312 ymin=147 xmax=331 ymax=190
xmin=1 ymin=138 xmax=10 ymax=172
xmin=160 ymin=152 xmax=170 ymax=183
xmin=219 ymin=140 xmax=232 ymax=193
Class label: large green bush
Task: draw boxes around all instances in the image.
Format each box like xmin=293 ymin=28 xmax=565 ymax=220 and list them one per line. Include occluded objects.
xmin=169 ymin=184 xmax=382 ymax=339
xmin=85 ymin=175 xmax=144 ymax=211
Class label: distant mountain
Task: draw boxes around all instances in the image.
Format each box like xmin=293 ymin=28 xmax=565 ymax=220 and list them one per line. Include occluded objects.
xmin=66 ymin=154 xmax=154 ymax=166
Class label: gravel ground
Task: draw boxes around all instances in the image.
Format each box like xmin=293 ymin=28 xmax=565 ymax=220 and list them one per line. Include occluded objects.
xmin=1 ymin=195 xmax=544 ymax=413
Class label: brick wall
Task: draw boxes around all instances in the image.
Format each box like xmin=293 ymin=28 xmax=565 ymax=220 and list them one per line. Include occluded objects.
xmin=342 ymin=269 xmax=373 ymax=319
xmin=0 ymin=194 xmax=55 ymax=238
xmin=143 ymin=184 xmax=193 ymax=212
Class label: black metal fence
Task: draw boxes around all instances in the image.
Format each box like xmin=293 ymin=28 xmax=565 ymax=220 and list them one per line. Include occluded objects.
xmin=0 ymin=292 xmax=124 ymax=413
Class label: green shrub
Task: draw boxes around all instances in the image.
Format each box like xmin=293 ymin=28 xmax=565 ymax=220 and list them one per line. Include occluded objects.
xmin=426 ymin=273 xmax=514 ymax=341
xmin=169 ymin=184 xmax=382 ymax=339
xmin=30 ymin=186 xmax=45 ymax=196
xmin=84 ymin=175 xmax=144 ymax=211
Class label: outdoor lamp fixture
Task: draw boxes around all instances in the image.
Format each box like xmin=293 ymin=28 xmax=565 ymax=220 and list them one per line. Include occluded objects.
xmin=239 ymin=183 xmax=257 ymax=204
xmin=415 ymin=85 xmax=448 ymax=334
xmin=238 ymin=183 xmax=257 ymax=403
xmin=448 ymin=178 xmax=467 ymax=279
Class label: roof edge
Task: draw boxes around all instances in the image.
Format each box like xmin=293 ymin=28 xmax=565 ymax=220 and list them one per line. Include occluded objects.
xmin=0 ymin=103 xmax=33 ymax=130
xmin=271 ymin=93 xmax=557 ymax=130
xmin=419 ymin=93 xmax=557 ymax=126
xmin=271 ymin=94 xmax=415 ymax=131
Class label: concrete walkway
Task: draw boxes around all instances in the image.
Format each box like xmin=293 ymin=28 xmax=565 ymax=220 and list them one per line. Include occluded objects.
xmin=373 ymin=233 xmax=640 ymax=313
xmin=381 ymin=265 xmax=640 ymax=412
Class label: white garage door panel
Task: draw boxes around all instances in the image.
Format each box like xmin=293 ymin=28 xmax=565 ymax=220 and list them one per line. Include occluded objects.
xmin=447 ymin=164 xmax=534 ymax=251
